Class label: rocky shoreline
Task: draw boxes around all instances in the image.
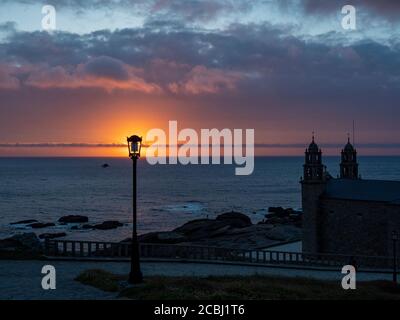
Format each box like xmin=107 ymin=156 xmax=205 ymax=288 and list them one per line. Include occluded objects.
xmin=0 ymin=208 xmax=302 ymax=258
xmin=134 ymin=209 xmax=302 ymax=250
xmin=8 ymin=215 xmax=127 ymax=240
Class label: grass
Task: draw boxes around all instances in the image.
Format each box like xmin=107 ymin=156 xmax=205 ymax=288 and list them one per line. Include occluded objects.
xmin=75 ymin=269 xmax=400 ymax=300
xmin=75 ymin=269 xmax=121 ymax=292
xmin=0 ymin=250 xmax=44 ymax=260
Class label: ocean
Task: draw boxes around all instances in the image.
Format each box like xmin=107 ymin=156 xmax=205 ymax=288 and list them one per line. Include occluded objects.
xmin=1 ymin=156 xmax=399 ymax=241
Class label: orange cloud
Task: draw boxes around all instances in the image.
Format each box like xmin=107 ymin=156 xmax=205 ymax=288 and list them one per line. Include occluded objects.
xmin=21 ymin=60 xmax=242 ymax=95
xmin=0 ymin=65 xmax=20 ymax=89
xmin=25 ymin=64 xmax=161 ymax=93
xmin=168 ymin=65 xmax=243 ymax=94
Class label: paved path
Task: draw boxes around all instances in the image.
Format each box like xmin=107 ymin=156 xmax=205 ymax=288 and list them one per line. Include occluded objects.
xmin=0 ymin=260 xmax=395 ymax=300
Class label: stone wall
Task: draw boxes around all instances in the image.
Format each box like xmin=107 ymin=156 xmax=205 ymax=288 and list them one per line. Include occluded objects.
xmin=301 ymin=181 xmax=326 ymax=253
xmin=319 ymin=198 xmax=400 ymax=257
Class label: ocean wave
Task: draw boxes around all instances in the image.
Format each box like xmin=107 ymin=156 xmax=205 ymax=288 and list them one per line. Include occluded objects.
xmin=152 ymin=201 xmax=205 ymax=213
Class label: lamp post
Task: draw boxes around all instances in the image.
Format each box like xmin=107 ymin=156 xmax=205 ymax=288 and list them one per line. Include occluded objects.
xmin=392 ymin=230 xmax=398 ymax=286
xmin=127 ymin=135 xmax=143 ymax=284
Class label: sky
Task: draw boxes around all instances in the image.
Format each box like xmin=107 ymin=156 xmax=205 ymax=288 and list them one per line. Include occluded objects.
xmin=0 ymin=0 xmax=400 ymax=156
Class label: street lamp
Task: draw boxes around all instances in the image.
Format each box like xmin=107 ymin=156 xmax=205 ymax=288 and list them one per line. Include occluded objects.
xmin=392 ymin=230 xmax=398 ymax=286
xmin=127 ymin=135 xmax=143 ymax=284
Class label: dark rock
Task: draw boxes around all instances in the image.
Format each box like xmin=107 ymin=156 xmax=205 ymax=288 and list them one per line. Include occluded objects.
xmin=127 ymin=207 xmax=302 ymax=249
xmin=101 ymin=163 xmax=110 ymax=168
xmin=139 ymin=232 xmax=187 ymax=244
xmin=28 ymin=222 xmax=55 ymax=229
xmin=93 ymin=221 xmax=123 ymax=230
xmin=268 ymin=206 xmax=285 ymax=215
xmin=289 ymin=213 xmax=302 ymax=221
xmin=172 ymin=212 xmax=251 ymax=241
xmin=10 ymin=219 xmax=38 ymax=225
xmin=138 ymin=232 xmax=159 ymax=243
xmin=127 ymin=216 xmax=302 ymax=250
xmin=173 ymin=219 xmax=210 ymax=233
xmin=173 ymin=219 xmax=226 ymax=240
xmin=216 ymin=211 xmax=252 ymax=227
xmin=267 ymin=217 xmax=286 ymax=225
xmin=0 ymin=233 xmax=42 ymax=252
xmin=267 ymin=207 xmax=291 ymax=218
xmin=267 ymin=207 xmax=301 ymax=219
xmin=58 ymin=215 xmax=89 ymax=223
xmin=264 ymin=225 xmax=302 ymax=241
xmin=39 ymin=232 xmax=67 ymax=240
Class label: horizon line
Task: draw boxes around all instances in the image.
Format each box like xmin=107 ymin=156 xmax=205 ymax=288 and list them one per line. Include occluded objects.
xmin=0 ymin=142 xmax=400 ymax=149
xmin=1 ymin=143 xmax=400 ymax=149
xmin=1 ymin=155 xmax=400 ymax=159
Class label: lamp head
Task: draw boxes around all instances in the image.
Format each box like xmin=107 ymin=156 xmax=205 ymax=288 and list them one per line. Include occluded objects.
xmin=127 ymin=135 xmax=142 ymax=159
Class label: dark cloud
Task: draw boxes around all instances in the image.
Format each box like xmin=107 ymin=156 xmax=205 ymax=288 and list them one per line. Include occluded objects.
xmin=0 ymin=21 xmax=17 ymax=32
xmin=83 ymin=56 xmax=130 ymax=81
xmin=0 ymin=21 xmax=400 ymax=98
xmin=148 ymin=0 xmax=252 ymax=22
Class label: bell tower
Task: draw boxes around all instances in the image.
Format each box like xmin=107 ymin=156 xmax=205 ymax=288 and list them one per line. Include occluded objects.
xmin=340 ymin=136 xmax=359 ymax=179
xmin=303 ymin=134 xmax=325 ymax=182
xmin=301 ymin=134 xmax=327 ymax=253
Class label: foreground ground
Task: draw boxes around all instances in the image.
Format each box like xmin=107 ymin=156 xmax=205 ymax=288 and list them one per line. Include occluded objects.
xmin=0 ymin=259 xmax=398 ymax=299
xmin=76 ymin=269 xmax=400 ymax=300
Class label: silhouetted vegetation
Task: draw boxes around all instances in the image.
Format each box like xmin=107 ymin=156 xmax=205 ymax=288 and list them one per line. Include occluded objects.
xmin=75 ymin=269 xmax=400 ymax=300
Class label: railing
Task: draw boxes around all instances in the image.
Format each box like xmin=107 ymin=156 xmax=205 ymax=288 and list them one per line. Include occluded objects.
xmin=43 ymin=239 xmax=396 ymax=270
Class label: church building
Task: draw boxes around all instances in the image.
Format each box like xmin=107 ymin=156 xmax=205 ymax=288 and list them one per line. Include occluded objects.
xmin=301 ymin=136 xmax=400 ymax=257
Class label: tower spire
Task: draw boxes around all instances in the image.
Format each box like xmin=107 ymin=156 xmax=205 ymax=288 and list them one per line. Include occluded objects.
xmin=340 ymin=135 xmax=359 ymax=179
xmin=303 ymin=135 xmax=325 ymax=182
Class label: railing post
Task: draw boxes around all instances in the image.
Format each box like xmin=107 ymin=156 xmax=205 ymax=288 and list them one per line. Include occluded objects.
xmin=149 ymin=244 xmax=153 ymax=258
xmin=54 ymin=240 xmax=59 ymax=256
xmin=71 ymin=241 xmax=76 ymax=256
xmin=87 ymin=242 xmax=92 ymax=257
xmin=44 ymin=238 xmax=50 ymax=255
xmin=63 ymin=241 xmax=67 ymax=256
